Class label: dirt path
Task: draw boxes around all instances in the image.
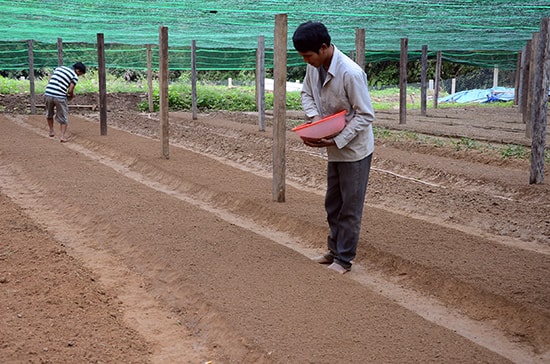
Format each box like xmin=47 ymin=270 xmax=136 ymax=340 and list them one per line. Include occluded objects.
xmin=1 ymin=96 xmax=549 ymax=363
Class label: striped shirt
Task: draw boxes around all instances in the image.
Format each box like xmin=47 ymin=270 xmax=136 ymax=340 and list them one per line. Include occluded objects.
xmin=44 ymin=66 xmax=78 ymax=99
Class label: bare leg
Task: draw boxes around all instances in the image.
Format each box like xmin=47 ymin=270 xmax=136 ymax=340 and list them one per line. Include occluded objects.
xmin=60 ymin=123 xmax=67 ymax=142
xmin=47 ymin=118 xmax=55 ymax=137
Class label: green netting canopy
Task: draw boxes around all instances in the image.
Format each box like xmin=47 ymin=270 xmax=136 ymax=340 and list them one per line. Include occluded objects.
xmin=0 ymin=0 xmax=548 ymax=71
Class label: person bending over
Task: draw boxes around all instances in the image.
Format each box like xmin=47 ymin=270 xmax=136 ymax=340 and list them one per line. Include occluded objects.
xmin=44 ymin=61 xmax=86 ymax=142
xmin=293 ymin=21 xmax=375 ymax=274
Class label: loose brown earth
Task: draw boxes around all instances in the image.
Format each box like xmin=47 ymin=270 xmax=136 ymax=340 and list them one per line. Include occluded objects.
xmin=0 ymin=93 xmax=549 ymax=363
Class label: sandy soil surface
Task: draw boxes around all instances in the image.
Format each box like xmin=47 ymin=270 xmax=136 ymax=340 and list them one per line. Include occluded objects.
xmin=0 ymin=93 xmax=549 ymax=363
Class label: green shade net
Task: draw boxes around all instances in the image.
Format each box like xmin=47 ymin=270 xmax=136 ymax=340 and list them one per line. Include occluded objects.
xmin=0 ymin=0 xmax=548 ymax=71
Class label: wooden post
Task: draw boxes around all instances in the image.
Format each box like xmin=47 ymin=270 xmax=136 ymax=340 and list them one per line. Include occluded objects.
xmin=420 ymin=45 xmax=428 ymax=116
xmin=27 ymin=40 xmax=36 ymax=114
xmin=97 ymin=33 xmax=107 ymax=136
xmin=520 ymin=41 xmax=531 ymax=116
xmin=146 ymin=44 xmax=154 ymax=113
xmin=191 ymin=40 xmax=198 ymax=120
xmin=434 ymin=51 xmax=442 ymax=109
xmin=514 ymin=51 xmax=521 ymax=106
xmin=493 ymin=65 xmax=499 ymax=87
xmin=256 ymin=35 xmax=266 ymax=131
xmin=272 ymin=14 xmax=287 ymax=202
xmin=525 ymin=33 xmax=538 ymax=138
xmin=355 ymin=28 xmax=365 ymax=70
xmin=57 ymin=38 xmax=63 ymax=66
xmin=529 ymin=18 xmax=549 ymax=185
xmin=159 ymin=26 xmax=169 ymax=159
xmin=399 ymin=37 xmax=408 ymax=124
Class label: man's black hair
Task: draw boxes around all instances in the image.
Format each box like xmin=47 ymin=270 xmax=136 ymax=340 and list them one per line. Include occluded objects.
xmin=292 ymin=21 xmax=331 ymax=53
xmin=73 ymin=62 xmax=87 ymax=74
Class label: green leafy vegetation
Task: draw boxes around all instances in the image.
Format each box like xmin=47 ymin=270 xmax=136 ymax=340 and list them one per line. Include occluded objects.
xmin=500 ymin=144 xmax=530 ymax=160
xmin=453 ymin=137 xmax=480 ymax=151
xmin=137 ymin=84 xmax=302 ymax=112
xmin=373 ymin=127 xmax=549 ymax=163
xmin=2 ymin=72 xmax=545 ymax=163
xmin=0 ymin=69 xmax=512 ymax=112
xmin=438 ymin=100 xmax=514 ymax=109
xmin=0 ymin=76 xmax=27 ymax=94
xmin=0 ymin=70 xmax=150 ymax=94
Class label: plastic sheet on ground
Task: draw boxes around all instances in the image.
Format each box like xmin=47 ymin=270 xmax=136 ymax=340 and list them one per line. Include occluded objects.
xmin=438 ymin=87 xmax=514 ymax=104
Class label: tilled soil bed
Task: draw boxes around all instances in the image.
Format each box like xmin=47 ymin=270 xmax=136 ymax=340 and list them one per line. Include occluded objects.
xmin=0 ymin=92 xmax=548 ymax=363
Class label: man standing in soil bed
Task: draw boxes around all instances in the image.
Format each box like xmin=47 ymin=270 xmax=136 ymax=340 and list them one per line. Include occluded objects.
xmin=292 ymin=21 xmax=375 ymax=274
xmin=44 ymin=62 xmax=86 ymax=142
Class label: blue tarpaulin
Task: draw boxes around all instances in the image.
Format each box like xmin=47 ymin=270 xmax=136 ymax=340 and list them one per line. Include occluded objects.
xmin=438 ymin=87 xmax=515 ymax=104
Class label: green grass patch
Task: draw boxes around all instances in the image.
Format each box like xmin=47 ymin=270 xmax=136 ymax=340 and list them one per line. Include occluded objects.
xmin=0 ymin=71 xmax=150 ymax=94
xmin=0 ymin=74 xmax=515 ymax=112
xmin=500 ymin=144 xmax=530 ymax=159
xmin=372 ymin=126 xmax=549 ymax=163
xmin=453 ymin=137 xmax=480 ymax=151
xmin=138 ymin=84 xmax=302 ymax=112
xmin=438 ymin=100 xmax=514 ymax=109
xmin=0 ymin=76 xmax=27 ymax=94
xmin=2 ymin=73 xmax=545 ymax=163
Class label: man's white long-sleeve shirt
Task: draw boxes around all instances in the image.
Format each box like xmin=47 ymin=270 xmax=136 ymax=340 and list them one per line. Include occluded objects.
xmin=301 ymin=46 xmax=375 ymax=162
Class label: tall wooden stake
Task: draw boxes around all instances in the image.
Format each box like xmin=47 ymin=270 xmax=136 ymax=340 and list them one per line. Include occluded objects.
xmin=146 ymin=44 xmax=154 ymax=113
xmin=420 ymin=45 xmax=428 ymax=116
xmin=526 ymin=32 xmax=538 ymax=139
xmin=514 ymin=50 xmax=522 ymax=106
xmin=191 ymin=40 xmax=198 ymax=120
xmin=529 ymin=18 xmax=549 ymax=184
xmin=520 ymin=41 xmax=531 ymax=117
xmin=159 ymin=26 xmax=169 ymax=159
xmin=27 ymin=40 xmax=36 ymax=114
xmin=97 ymin=33 xmax=107 ymax=136
xmin=355 ymin=28 xmax=365 ymax=70
xmin=57 ymin=38 xmax=63 ymax=66
xmin=399 ymin=37 xmax=408 ymax=124
xmin=272 ymin=14 xmax=287 ymax=202
xmin=434 ymin=51 xmax=442 ymax=109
